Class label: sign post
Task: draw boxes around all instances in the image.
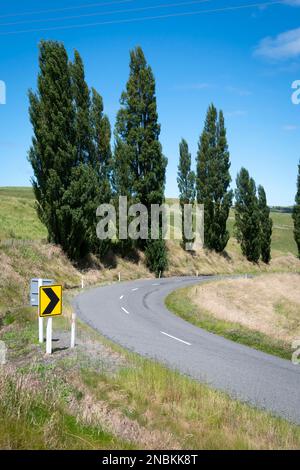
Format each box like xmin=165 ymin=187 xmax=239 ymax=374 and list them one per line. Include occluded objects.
xmin=38 ymin=279 xmax=43 ymax=343
xmin=30 ymin=278 xmax=54 ymax=344
xmin=39 ymin=285 xmax=63 ymax=355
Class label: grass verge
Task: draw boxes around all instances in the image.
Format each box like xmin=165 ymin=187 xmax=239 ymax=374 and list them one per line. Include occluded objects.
xmin=1 ymin=297 xmax=300 ymax=449
xmin=165 ymin=284 xmax=292 ymax=360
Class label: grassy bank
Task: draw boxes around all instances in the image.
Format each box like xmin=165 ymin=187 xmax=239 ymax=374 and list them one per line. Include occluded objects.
xmin=1 ymin=303 xmax=300 ymax=449
xmin=1 ymin=187 xmax=300 ymax=449
xmin=166 ymin=273 xmax=300 ymax=360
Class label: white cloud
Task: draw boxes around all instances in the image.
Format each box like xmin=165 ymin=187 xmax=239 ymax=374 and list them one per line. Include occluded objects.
xmin=173 ymin=82 xmax=212 ymax=91
xmin=282 ymin=1 xmax=300 ymax=5
xmin=226 ymin=86 xmax=252 ymax=96
xmin=254 ymin=27 xmax=300 ymax=60
xmin=224 ymin=110 xmax=247 ymax=118
xmin=282 ymin=124 xmax=299 ymax=131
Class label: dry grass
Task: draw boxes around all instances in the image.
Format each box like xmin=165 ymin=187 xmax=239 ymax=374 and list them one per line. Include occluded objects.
xmin=0 ymin=241 xmax=152 ymax=320
xmin=189 ymin=273 xmax=300 ymax=343
xmin=2 ymin=289 xmax=300 ymax=449
xmin=0 ymin=366 xmax=131 ymax=450
xmin=165 ymin=239 xmax=300 ymax=277
xmin=79 ymin=355 xmax=300 ymax=450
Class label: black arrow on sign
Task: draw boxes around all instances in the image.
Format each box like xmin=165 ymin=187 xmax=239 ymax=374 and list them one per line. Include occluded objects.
xmin=43 ymin=288 xmax=59 ymax=315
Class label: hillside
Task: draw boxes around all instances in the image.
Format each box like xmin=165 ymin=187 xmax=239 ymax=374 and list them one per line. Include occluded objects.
xmin=1 ymin=187 xmax=300 ymax=449
xmin=0 ymin=187 xmax=299 ymax=320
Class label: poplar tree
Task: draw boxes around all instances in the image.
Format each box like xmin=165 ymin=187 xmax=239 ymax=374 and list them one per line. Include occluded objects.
xmin=235 ymin=168 xmax=261 ymax=263
xmin=70 ymin=50 xmax=92 ymax=164
xmin=28 ymin=40 xmax=77 ymax=248
xmin=114 ymin=46 xmax=168 ymax=274
xmin=115 ymin=47 xmax=167 ymax=207
xmin=29 ymin=41 xmax=111 ymax=260
xmin=91 ymin=88 xmax=112 ymax=200
xmin=90 ymin=88 xmax=113 ymax=255
xmin=293 ymin=160 xmax=300 ymax=258
xmin=196 ymin=104 xmax=217 ymax=249
xmin=196 ymin=105 xmax=232 ymax=252
xmin=212 ymin=111 xmax=233 ymax=252
xmin=258 ymin=185 xmax=273 ymax=264
xmin=177 ymin=139 xmax=195 ymax=248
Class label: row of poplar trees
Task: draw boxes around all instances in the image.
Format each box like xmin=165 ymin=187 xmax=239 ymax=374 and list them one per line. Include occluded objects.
xmin=29 ymin=41 xmax=168 ymax=274
xmin=177 ymin=104 xmax=273 ymax=263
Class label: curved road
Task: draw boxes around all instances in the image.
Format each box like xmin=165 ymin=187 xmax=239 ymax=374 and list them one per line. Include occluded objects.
xmin=74 ymin=276 xmax=300 ymax=424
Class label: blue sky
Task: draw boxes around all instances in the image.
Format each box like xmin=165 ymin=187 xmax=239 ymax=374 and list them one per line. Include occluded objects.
xmin=0 ymin=0 xmax=300 ymax=205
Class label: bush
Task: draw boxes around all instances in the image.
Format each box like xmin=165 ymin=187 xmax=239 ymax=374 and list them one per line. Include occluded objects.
xmin=145 ymin=238 xmax=168 ymax=277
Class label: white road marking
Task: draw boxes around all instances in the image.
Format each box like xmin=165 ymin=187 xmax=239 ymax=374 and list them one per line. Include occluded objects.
xmin=121 ymin=307 xmax=130 ymax=315
xmin=131 ymin=288 xmax=139 ymax=291
xmin=120 ymin=295 xmax=124 ymax=300
xmin=152 ymin=283 xmax=160 ymax=286
xmin=160 ymin=331 xmax=191 ymax=346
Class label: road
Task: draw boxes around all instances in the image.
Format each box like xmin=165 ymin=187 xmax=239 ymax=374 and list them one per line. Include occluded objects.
xmin=74 ymin=276 xmax=300 ymax=424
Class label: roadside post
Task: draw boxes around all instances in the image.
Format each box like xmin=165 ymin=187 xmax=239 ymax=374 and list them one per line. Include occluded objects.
xmin=30 ymin=278 xmax=54 ymax=343
xmin=38 ymin=279 xmax=43 ymax=343
xmin=118 ymin=272 xmax=121 ymax=282
xmin=39 ymin=285 xmax=63 ymax=355
xmin=46 ymin=318 xmax=53 ymax=355
xmin=71 ymin=313 xmax=76 ymax=348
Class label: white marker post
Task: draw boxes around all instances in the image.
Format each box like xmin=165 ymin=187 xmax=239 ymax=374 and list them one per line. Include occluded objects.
xmin=71 ymin=313 xmax=76 ymax=349
xmin=196 ymin=270 xmax=199 ymax=277
xmin=38 ymin=278 xmax=43 ymax=343
xmin=118 ymin=272 xmax=121 ymax=282
xmin=46 ymin=318 xmax=52 ymax=355
xmin=81 ymin=277 xmax=84 ymax=289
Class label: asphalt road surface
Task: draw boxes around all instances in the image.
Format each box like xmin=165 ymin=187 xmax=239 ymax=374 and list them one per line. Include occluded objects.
xmin=74 ymin=276 xmax=300 ymax=424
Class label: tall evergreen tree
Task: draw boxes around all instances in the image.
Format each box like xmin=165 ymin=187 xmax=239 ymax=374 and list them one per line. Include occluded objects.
xmin=293 ymin=160 xmax=300 ymax=258
xmin=196 ymin=104 xmax=217 ymax=250
xmin=258 ymin=185 xmax=273 ymax=264
xmin=212 ymin=111 xmax=233 ymax=252
xmin=89 ymin=88 xmax=113 ymax=255
xmin=58 ymin=164 xmax=101 ymax=260
xmin=114 ymin=46 xmax=168 ymax=274
xmin=70 ymin=50 xmax=92 ymax=164
xmin=29 ymin=41 xmax=112 ymax=260
xmin=112 ymin=138 xmax=133 ymax=200
xmin=28 ymin=40 xmax=77 ymax=247
xmin=115 ymin=46 xmax=167 ymax=208
xmin=90 ymin=88 xmax=112 ymax=200
xmin=196 ymin=105 xmax=232 ymax=252
xmin=177 ymin=139 xmax=195 ymax=248
xmin=235 ymin=168 xmax=261 ymax=263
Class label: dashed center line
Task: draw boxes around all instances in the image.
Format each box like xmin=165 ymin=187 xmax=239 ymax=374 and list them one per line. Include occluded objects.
xmin=120 ymin=295 xmax=124 ymax=300
xmin=160 ymin=331 xmax=191 ymax=346
xmin=121 ymin=307 xmax=130 ymax=315
xmin=152 ymin=283 xmax=160 ymax=286
xmin=131 ymin=288 xmax=139 ymax=291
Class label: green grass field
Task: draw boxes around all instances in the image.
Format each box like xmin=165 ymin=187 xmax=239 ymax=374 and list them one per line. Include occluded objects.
xmin=0 ymin=187 xmax=47 ymax=241
xmin=227 ymin=208 xmax=296 ymax=256
xmin=1 ymin=189 xmax=297 ymax=256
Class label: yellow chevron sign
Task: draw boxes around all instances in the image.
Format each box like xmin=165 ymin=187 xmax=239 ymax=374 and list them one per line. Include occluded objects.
xmin=39 ymin=285 xmax=62 ymax=317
